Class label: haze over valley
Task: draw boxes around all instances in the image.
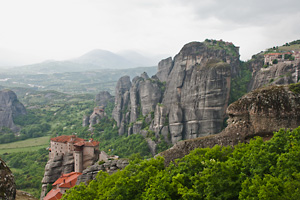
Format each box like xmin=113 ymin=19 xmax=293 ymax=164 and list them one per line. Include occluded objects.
xmin=1 ymin=0 xmax=300 ymax=199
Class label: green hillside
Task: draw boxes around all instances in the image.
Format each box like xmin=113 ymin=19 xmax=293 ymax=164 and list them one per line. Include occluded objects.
xmin=63 ymin=126 xmax=300 ymax=200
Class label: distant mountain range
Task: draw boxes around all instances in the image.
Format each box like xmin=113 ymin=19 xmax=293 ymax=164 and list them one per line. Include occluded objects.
xmin=4 ymin=49 xmax=167 ymax=74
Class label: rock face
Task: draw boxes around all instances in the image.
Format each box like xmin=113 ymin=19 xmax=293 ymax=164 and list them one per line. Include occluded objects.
xmin=95 ymin=91 xmax=114 ymax=107
xmin=159 ymin=84 xmax=300 ymax=165
xmin=41 ymin=150 xmax=99 ymax=199
xmin=42 ymin=153 xmax=74 ymax=184
xmin=113 ymin=74 xmax=163 ymax=136
xmin=76 ymin=159 xmax=129 ymax=185
xmin=112 ymin=41 xmax=240 ymax=148
xmin=0 ymin=157 xmax=16 ymax=200
xmin=247 ymin=53 xmax=300 ymax=92
xmin=0 ymin=90 xmax=26 ymax=132
xmin=83 ymin=91 xmax=114 ymax=129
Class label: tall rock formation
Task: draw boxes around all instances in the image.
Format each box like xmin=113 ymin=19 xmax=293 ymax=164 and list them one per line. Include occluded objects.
xmin=95 ymin=91 xmax=114 ymax=107
xmin=83 ymin=91 xmax=114 ymax=129
xmin=160 ymin=42 xmax=238 ymax=143
xmin=112 ymin=40 xmax=240 ymax=148
xmin=159 ymin=84 xmax=300 ymax=165
xmin=0 ymin=157 xmax=16 ymax=200
xmin=0 ymin=90 xmax=26 ymax=132
xmin=248 ymin=52 xmax=300 ymax=92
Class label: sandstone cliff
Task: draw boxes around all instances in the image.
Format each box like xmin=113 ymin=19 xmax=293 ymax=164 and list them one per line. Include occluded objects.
xmin=0 ymin=90 xmax=26 ymax=132
xmin=112 ymin=41 xmax=240 ymax=150
xmin=247 ymin=53 xmax=300 ymax=92
xmin=0 ymin=157 xmax=16 ymax=200
xmin=159 ymin=84 xmax=300 ymax=165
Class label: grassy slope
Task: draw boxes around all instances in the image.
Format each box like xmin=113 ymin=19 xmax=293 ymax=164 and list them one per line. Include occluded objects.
xmin=0 ymin=136 xmax=50 ymax=154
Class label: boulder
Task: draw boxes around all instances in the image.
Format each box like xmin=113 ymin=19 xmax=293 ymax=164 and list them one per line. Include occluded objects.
xmin=0 ymin=158 xmax=16 ymax=200
xmin=0 ymin=90 xmax=26 ymax=132
xmin=159 ymin=84 xmax=300 ymax=165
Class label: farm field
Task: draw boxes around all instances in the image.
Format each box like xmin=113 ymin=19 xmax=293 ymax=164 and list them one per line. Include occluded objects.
xmin=0 ymin=136 xmax=50 ymax=154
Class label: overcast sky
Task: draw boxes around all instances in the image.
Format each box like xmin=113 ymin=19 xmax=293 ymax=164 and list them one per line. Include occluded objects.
xmin=0 ymin=0 xmax=300 ymax=66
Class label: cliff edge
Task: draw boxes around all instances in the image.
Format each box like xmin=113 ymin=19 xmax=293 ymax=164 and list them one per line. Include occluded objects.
xmin=159 ymin=84 xmax=300 ymax=165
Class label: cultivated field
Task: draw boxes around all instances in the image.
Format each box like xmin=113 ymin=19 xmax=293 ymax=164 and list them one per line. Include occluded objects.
xmin=0 ymin=136 xmax=50 ymax=154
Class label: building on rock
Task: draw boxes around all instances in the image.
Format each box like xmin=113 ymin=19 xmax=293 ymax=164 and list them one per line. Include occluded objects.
xmin=43 ymin=172 xmax=82 ymax=200
xmin=49 ymin=135 xmax=100 ymax=172
xmin=41 ymin=135 xmax=100 ymax=199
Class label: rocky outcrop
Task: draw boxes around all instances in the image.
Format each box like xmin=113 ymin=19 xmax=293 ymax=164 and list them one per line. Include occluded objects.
xmin=156 ymin=57 xmax=173 ymax=82
xmin=0 ymin=90 xmax=26 ymax=132
xmin=83 ymin=91 xmax=114 ymax=129
xmin=113 ymin=41 xmax=240 ymax=148
xmin=95 ymin=91 xmax=114 ymax=107
xmin=112 ymin=76 xmax=131 ymax=135
xmin=16 ymin=190 xmax=37 ymax=200
xmin=76 ymin=159 xmax=129 ymax=185
xmin=41 ymin=153 xmax=74 ymax=184
xmin=160 ymin=42 xmax=238 ymax=143
xmin=248 ymin=60 xmax=300 ymax=91
xmin=0 ymin=157 xmax=16 ymax=200
xmin=82 ymin=115 xmax=90 ymax=127
xmin=113 ymin=74 xmax=163 ymax=136
xmin=159 ymin=84 xmax=300 ymax=165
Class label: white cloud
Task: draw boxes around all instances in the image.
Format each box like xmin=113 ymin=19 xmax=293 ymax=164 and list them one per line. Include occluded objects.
xmin=0 ymin=0 xmax=299 ymax=64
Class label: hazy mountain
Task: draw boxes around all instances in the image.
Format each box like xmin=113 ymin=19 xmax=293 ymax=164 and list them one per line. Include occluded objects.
xmin=72 ymin=49 xmax=136 ymax=68
xmin=8 ymin=49 xmax=159 ymax=74
xmin=117 ymin=50 xmax=161 ymax=66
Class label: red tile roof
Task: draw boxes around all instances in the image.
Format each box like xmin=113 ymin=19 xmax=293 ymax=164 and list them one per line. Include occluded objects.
xmin=51 ymin=135 xmax=99 ymax=147
xmin=73 ymin=141 xmax=85 ymax=147
xmin=52 ymin=172 xmax=82 ymax=188
xmin=43 ymin=188 xmax=62 ymax=200
xmin=83 ymin=140 xmax=100 ymax=147
xmin=50 ymin=135 xmax=84 ymax=144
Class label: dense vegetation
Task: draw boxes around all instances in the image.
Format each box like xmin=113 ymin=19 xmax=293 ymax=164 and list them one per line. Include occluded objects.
xmin=229 ymin=61 xmax=252 ymax=104
xmin=63 ymin=126 xmax=300 ymax=200
xmin=0 ymin=66 xmax=157 ymax=94
xmin=0 ymin=91 xmax=94 ymax=144
xmin=1 ymin=148 xmax=48 ymax=197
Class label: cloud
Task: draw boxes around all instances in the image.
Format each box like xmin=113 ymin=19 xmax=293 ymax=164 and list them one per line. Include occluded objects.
xmin=0 ymin=0 xmax=299 ymax=64
xmin=174 ymin=0 xmax=300 ymax=26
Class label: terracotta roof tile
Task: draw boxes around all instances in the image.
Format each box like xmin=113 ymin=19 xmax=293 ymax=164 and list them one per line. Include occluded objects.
xmin=50 ymin=135 xmax=84 ymax=144
xmin=52 ymin=172 xmax=82 ymax=188
xmin=84 ymin=141 xmax=100 ymax=147
xmin=43 ymin=188 xmax=62 ymax=200
xmin=74 ymin=141 xmax=85 ymax=146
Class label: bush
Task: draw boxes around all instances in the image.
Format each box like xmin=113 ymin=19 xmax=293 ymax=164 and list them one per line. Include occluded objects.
xmin=272 ymin=59 xmax=278 ymax=64
xmin=63 ymin=126 xmax=300 ymax=200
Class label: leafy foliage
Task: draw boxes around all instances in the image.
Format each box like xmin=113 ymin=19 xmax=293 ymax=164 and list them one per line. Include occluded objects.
xmin=289 ymin=82 xmax=300 ymax=94
xmin=63 ymin=126 xmax=300 ymax=199
xmin=1 ymin=148 xmax=48 ymax=197
xmin=229 ymin=61 xmax=252 ymax=104
xmin=92 ymin=118 xmax=151 ymax=158
xmin=0 ymin=96 xmax=94 ymax=144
